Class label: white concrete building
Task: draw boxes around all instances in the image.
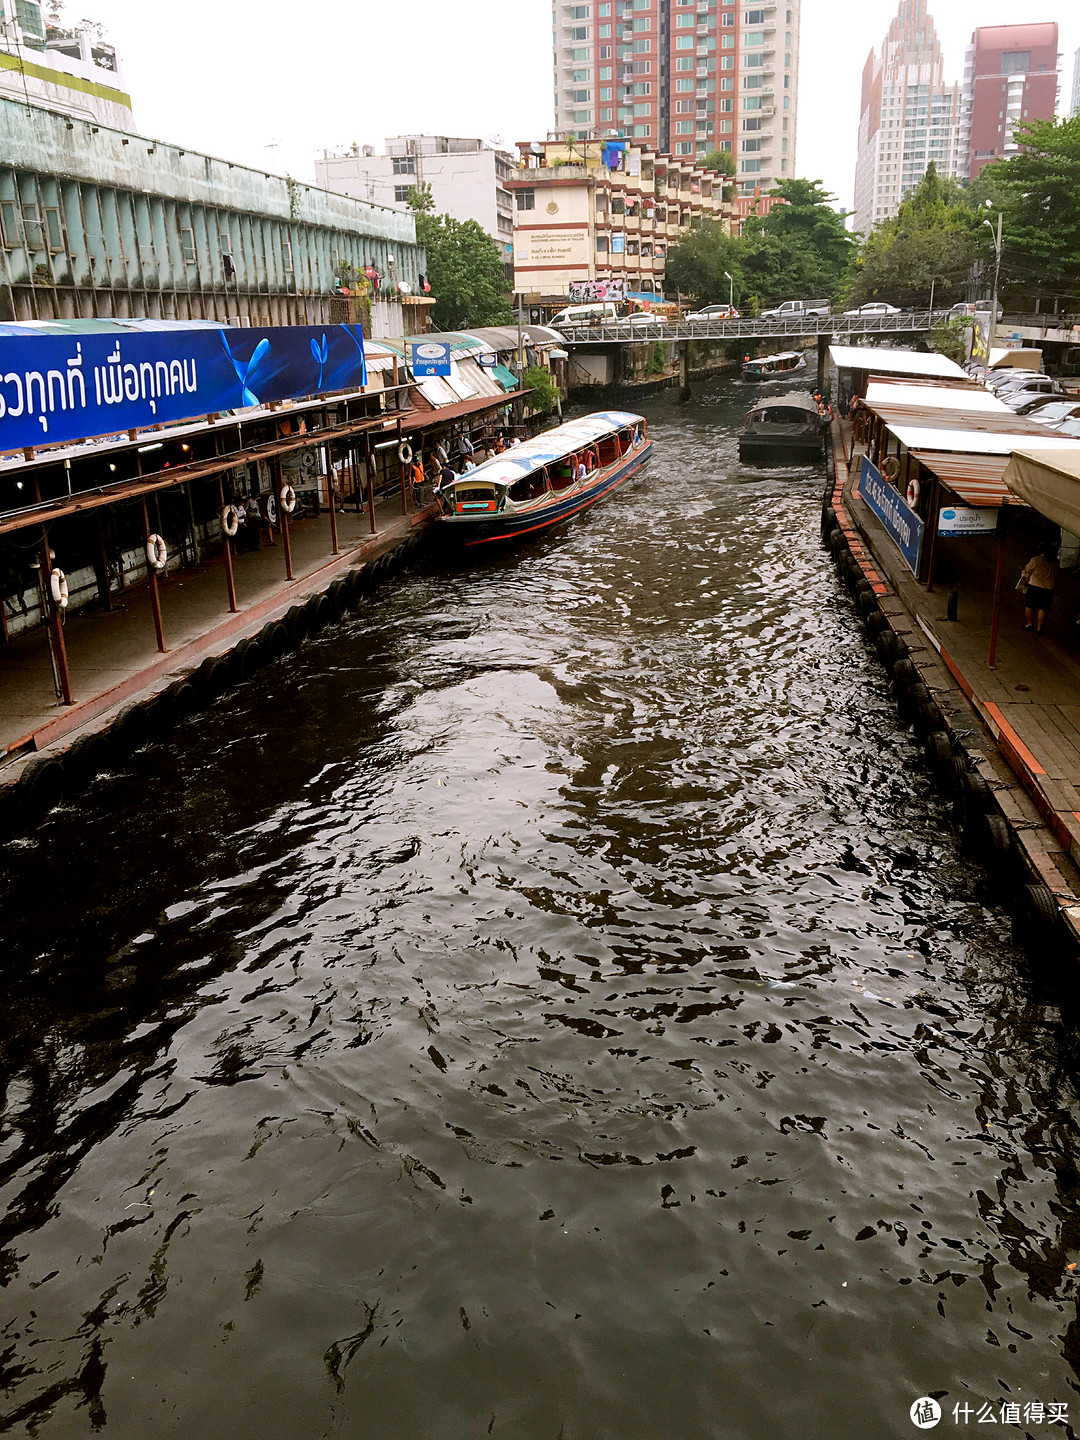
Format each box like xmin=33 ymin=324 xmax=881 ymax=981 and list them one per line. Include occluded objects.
xmin=315 ymin=136 xmax=515 ymax=262
xmin=1071 ymin=46 xmax=1080 ymax=117
xmin=0 ymin=1 xmax=133 ymax=131
xmin=853 ymin=0 xmax=961 ymax=235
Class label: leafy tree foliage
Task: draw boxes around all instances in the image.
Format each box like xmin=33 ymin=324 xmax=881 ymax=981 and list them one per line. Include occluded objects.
xmin=971 ymin=117 xmax=1080 ymax=306
xmin=666 ymin=179 xmax=853 ymax=310
xmin=410 ymin=209 xmax=513 ymax=331
xmin=664 ymin=220 xmax=745 ymax=305
xmin=848 ymin=163 xmax=978 ymax=308
xmin=700 ymin=149 xmax=736 ymax=179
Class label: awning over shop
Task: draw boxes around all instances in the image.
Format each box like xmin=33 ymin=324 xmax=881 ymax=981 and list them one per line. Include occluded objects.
xmin=491 ymin=364 xmax=520 ymax=392
xmin=829 ymin=346 xmax=968 ymax=380
xmin=1004 ymin=448 xmax=1080 ymax=533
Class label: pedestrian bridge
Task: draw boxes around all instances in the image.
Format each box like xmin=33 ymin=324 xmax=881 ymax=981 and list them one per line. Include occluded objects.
xmin=561 ymin=308 xmax=951 ymax=346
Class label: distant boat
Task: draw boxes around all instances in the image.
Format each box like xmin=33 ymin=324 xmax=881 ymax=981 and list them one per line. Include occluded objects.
xmin=738 ymin=392 xmax=827 ymax=467
xmin=742 ymin=350 xmax=807 ymax=381
xmin=436 ymin=411 xmax=651 ymax=547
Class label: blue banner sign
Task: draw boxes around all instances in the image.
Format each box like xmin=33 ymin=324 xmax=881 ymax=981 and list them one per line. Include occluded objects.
xmin=410 ymin=341 xmax=451 ymax=377
xmin=0 ymin=324 xmax=366 ymax=452
xmin=858 ymin=455 xmax=923 ymax=573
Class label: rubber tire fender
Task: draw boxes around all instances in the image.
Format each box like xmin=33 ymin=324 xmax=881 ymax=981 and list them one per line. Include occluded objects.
xmin=166 ymin=679 xmax=200 ymax=720
xmin=197 ymin=656 xmax=232 ymax=698
xmin=284 ymin=604 xmax=310 ymax=643
xmin=64 ymin=729 xmax=113 ymax=781
xmin=17 ymin=754 xmax=66 ymax=817
xmin=112 ymin=702 xmax=151 ymax=753
xmin=924 ymin=730 xmax=953 ymax=777
xmin=1011 ymin=884 xmax=1062 ymax=948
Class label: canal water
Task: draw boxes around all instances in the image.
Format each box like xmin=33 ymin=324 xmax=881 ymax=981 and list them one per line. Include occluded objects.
xmin=2 ymin=380 xmax=1079 ymax=1439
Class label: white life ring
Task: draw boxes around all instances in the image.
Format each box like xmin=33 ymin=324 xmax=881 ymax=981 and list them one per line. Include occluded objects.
xmin=398 ymin=441 xmax=414 ymax=465
xmin=145 ymin=533 xmax=167 ymax=570
xmin=906 ymin=477 xmax=921 ymax=508
xmin=50 ymin=568 xmax=69 ymax=608
xmin=880 ymin=455 xmax=901 ymax=482
xmin=279 ymin=484 xmax=297 ymax=515
xmin=265 ymin=495 xmax=278 ymax=526
xmin=221 ymin=504 xmax=240 ymax=537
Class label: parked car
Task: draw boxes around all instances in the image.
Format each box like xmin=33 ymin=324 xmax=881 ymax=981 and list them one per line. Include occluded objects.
xmin=986 ymin=372 xmax=1055 ymax=396
xmin=549 ymin=302 xmax=619 ymax=329
xmin=1012 ymin=395 xmax=1080 ymax=419
xmin=843 ymin=302 xmax=901 ymax=316
xmin=759 ymin=299 xmax=830 ymax=320
xmin=1053 ymin=417 xmax=1080 ymax=439
xmin=615 ymin=312 xmax=667 ymax=332
xmin=1001 ymin=380 xmax=1066 ymax=410
xmin=685 ymin=304 xmax=740 ymax=321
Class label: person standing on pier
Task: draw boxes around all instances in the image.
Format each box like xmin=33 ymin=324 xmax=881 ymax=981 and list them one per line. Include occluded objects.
xmin=1019 ymin=547 xmax=1059 ymax=633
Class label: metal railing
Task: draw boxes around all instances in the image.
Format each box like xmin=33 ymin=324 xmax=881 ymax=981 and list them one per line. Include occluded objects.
xmin=558 ymin=309 xmax=957 ymax=345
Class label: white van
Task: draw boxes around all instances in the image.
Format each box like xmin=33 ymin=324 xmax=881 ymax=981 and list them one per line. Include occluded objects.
xmin=550 ymin=302 xmax=619 ymax=329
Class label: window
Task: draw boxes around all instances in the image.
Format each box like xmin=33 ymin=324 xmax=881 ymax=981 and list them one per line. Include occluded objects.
xmin=721 ymin=8 xmax=734 ymax=21
xmin=572 ymin=46 xmax=588 ymax=59
xmin=21 ymin=202 xmax=42 ymax=249
xmin=601 ymin=107 xmax=613 ymax=120
xmin=675 ymin=98 xmax=693 ymax=112
xmin=745 ymin=52 xmax=764 ymax=66
xmin=571 ymin=89 xmax=590 ymax=101
xmin=44 ymin=206 xmax=63 ymax=251
xmin=626 ymin=238 xmax=639 ymax=255
xmin=180 ymin=226 xmax=196 ymax=262
xmin=282 ymin=238 xmax=293 ymax=272
xmin=633 ymin=102 xmax=650 ymax=115
xmin=720 ymin=54 xmax=733 ymax=68
xmin=675 ymin=11 xmax=694 ymax=24
xmin=676 ymin=56 xmax=694 ymax=69
xmin=1001 ymin=50 xmax=1030 ymax=72
xmin=632 ymin=37 xmax=650 ymax=51
xmin=745 ymin=7 xmax=765 ymax=19
xmin=675 ymin=142 xmax=692 ymax=154
xmin=721 ymin=33 xmax=734 ymax=46
xmin=720 ymin=97 xmax=733 ymax=111
xmin=632 ymin=16 xmax=649 ymax=28
xmin=600 ymin=64 xmax=612 ymax=77
xmin=744 ymin=30 xmax=764 ymax=45
xmin=392 ymin=156 xmax=416 ymax=175
xmin=675 ymin=120 xmax=693 ymax=133
xmin=598 ymin=2 xmax=610 ymax=12
xmin=573 ymin=68 xmax=589 ymax=81
xmin=744 ymin=73 xmax=762 ymax=87
xmin=596 ymin=233 xmax=608 ymax=252
xmin=599 ymin=23 xmax=610 ymax=35
xmin=516 ymin=189 xmax=535 ymax=211
xmin=0 ymin=200 xmax=19 ymax=247
xmin=742 ymin=138 xmax=762 ymax=151
xmin=570 ymin=26 xmax=588 ymax=39
xmin=743 ymin=117 xmax=761 ymax=131
xmin=572 ymin=110 xmax=591 ymax=122
xmin=632 ymin=81 xmax=650 ymax=94
xmin=393 ymin=184 xmax=411 ymax=202
xmin=743 ymin=94 xmax=761 ymax=109
xmin=570 ymin=4 xmax=588 ymax=15
xmin=599 ymin=47 xmax=611 ymax=60
xmin=600 ymin=86 xmax=612 ymax=99
xmin=675 ymin=34 xmax=693 ymax=48
xmin=741 ymin=158 xmax=762 ymax=172
xmin=721 ymin=76 xmax=733 ymax=89
xmin=676 ymin=77 xmax=693 ymax=90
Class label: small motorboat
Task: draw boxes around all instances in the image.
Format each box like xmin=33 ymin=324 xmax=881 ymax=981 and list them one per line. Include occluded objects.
xmin=742 ymin=350 xmax=808 ymax=381
xmin=738 ymin=392 xmax=827 ymax=466
xmin=436 ymin=411 xmax=651 ymax=547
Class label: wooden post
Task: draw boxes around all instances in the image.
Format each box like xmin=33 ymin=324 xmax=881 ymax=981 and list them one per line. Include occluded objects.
xmin=397 ymin=421 xmax=408 ymax=515
xmin=273 ymin=458 xmax=294 ymax=581
xmin=987 ymin=509 xmax=1009 ymax=670
xmin=218 ymin=476 xmax=239 ymax=613
xmin=38 ymin=529 xmax=73 ymax=705
xmin=140 ymin=496 xmax=167 ymax=653
xmin=326 ymin=443 xmax=340 ymax=554
xmin=679 ymin=342 xmax=690 ymax=402
xmin=817 ymin=334 xmax=828 ymax=395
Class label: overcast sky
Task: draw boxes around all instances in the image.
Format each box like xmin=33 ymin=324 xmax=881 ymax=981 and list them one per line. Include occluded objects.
xmin=81 ymin=0 xmax=1080 ymax=215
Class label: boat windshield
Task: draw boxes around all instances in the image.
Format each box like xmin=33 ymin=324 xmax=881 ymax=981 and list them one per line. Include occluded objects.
xmin=446 ymin=482 xmax=503 ymax=514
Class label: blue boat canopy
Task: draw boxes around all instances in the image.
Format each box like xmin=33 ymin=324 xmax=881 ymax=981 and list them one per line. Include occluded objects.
xmin=443 ymin=411 xmax=644 ymax=490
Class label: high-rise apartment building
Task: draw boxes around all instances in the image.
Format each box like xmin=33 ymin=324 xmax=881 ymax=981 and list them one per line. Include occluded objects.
xmin=552 ymin=0 xmax=800 ymax=196
xmin=1072 ymin=46 xmax=1080 ymax=117
xmin=958 ymin=25 xmax=1059 ymax=181
xmin=852 ymin=0 xmax=961 ymax=234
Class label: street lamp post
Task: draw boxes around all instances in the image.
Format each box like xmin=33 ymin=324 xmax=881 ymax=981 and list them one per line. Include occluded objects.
xmin=724 ymin=270 xmax=734 ymax=309
xmin=983 ymin=208 xmax=1003 ymax=356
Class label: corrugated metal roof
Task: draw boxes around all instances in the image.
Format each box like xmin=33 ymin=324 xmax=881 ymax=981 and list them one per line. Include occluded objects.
xmin=911 ymin=450 xmax=1024 ymax=508
xmin=872 ymin=401 xmax=1060 ymax=438
xmin=865 ymin=382 xmax=1011 ymax=413
xmin=889 ymin=424 xmax=1080 ymax=454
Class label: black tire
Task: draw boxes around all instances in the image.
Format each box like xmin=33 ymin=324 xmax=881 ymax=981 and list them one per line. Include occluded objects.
xmin=979 ymin=812 xmax=1012 ymax=864
xmin=146 ymin=688 xmax=176 ymax=735
xmin=167 ymin=680 xmax=200 ymax=720
xmin=17 ymin=754 xmax=65 ymax=817
xmin=345 ymin=567 xmax=367 ymax=602
xmin=268 ymin=621 xmax=291 ymax=657
xmin=112 ymin=702 xmax=151 ymax=753
xmin=956 ymin=770 xmax=995 ymax=830
xmin=828 ymin=529 xmax=846 ymax=558
xmin=284 ymin=604 xmax=310 ymax=644
xmin=875 ymin=628 xmax=898 ymax=663
xmin=198 ymin=657 xmax=232 ymax=698
xmin=230 ymin=637 xmax=264 ymax=681
xmin=925 ymin=730 xmax=952 ymax=776
xmin=304 ymin=594 xmax=327 ymax=633
xmin=864 ymin=610 xmax=887 ymax=638
xmin=856 ymin=587 xmax=878 ymax=616
xmin=892 ymin=657 xmax=918 ymax=692
xmin=64 ymin=729 xmax=113 ymax=781
xmin=1011 ymin=884 xmax=1062 ymax=948
xmin=329 ymin=578 xmax=351 ymax=614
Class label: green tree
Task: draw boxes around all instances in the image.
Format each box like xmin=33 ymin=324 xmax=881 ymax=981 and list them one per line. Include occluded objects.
xmin=848 ymin=162 xmax=979 ymax=308
xmin=754 ymin=179 xmax=856 ymax=301
xmin=406 ymin=183 xmax=434 ymax=215
xmin=970 ymin=116 xmax=1080 ymax=307
xmin=700 ymin=149 xmax=736 ymax=179
xmin=664 ymin=219 xmax=744 ymax=304
xmin=411 ymin=211 xmax=513 ymax=331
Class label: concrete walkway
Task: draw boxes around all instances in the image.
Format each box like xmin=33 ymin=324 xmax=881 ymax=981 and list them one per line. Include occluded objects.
xmin=0 ymin=489 xmax=434 ymax=766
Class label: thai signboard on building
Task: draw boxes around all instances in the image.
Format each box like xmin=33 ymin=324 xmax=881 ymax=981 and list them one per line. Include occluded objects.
xmin=515 ymin=229 xmax=590 ymax=267
xmin=858 ymin=455 xmax=923 ymax=572
xmin=410 ymin=342 xmax=452 ymax=377
xmin=0 ymin=323 xmax=367 ymax=452
xmin=937 ymin=505 xmax=998 ymax=537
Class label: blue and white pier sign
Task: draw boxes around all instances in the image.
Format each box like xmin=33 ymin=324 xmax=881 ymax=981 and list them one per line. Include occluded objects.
xmin=410 ymin=341 xmax=451 ymax=377
xmin=858 ymin=455 xmax=923 ymax=573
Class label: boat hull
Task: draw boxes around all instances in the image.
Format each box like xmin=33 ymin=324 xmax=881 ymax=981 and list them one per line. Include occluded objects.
xmin=739 ymin=434 xmax=824 ymax=466
xmin=436 ymin=440 xmax=652 ymax=546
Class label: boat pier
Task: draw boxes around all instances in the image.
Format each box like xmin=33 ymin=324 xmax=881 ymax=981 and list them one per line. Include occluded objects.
xmin=822 ymin=373 xmax=1080 ymax=954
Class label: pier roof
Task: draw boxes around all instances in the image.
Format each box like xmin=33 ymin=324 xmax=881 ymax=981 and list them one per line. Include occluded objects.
xmin=1004 ymin=448 xmax=1080 ymax=532
xmin=829 ymin=346 xmax=968 ymax=380
xmin=865 ymin=381 xmax=1012 ymax=414
xmin=909 ymin=451 xmax=1023 ymax=508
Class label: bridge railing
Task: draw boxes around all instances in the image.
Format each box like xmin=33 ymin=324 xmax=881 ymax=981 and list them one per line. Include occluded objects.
xmin=560 ymin=309 xmax=957 ymax=345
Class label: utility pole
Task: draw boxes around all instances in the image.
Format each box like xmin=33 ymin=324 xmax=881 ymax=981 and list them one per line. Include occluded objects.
xmin=983 ymin=207 xmax=1003 ymax=356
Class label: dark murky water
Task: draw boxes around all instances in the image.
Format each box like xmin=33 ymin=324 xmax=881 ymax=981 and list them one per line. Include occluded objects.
xmin=2 ymin=381 xmax=1080 ymax=1439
